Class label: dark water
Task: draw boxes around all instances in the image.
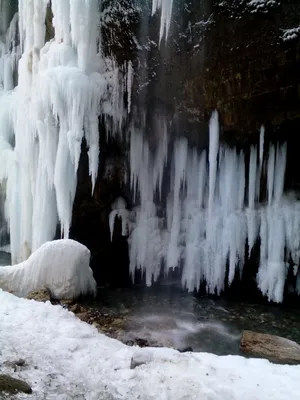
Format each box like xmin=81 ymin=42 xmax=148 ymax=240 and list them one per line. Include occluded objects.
xmin=86 ymin=285 xmax=300 ymax=356
xmin=0 ymin=251 xmax=11 ymax=266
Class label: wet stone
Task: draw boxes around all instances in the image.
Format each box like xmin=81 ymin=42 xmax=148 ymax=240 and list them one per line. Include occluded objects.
xmin=0 ymin=374 xmax=32 ymax=394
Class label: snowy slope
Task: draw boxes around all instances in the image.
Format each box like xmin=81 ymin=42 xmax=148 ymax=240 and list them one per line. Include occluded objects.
xmin=0 ymin=239 xmax=96 ymax=299
xmin=0 ymin=290 xmax=299 ymax=400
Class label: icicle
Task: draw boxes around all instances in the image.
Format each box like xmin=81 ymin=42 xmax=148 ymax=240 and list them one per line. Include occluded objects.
xmin=109 ymin=197 xmax=129 ymax=241
xmin=127 ymin=61 xmax=133 ymax=114
xmin=166 ymin=138 xmax=187 ymax=270
xmin=273 ymin=143 xmax=287 ymax=205
xmin=259 ymin=125 xmax=265 ymax=171
xmin=248 ymin=146 xmax=257 ymax=208
xmin=152 ymin=0 xmax=174 ymax=43
xmin=267 ymin=145 xmax=275 ymax=205
xmin=208 ymin=111 xmax=219 ymax=213
xmin=255 ymin=125 xmax=265 ymax=200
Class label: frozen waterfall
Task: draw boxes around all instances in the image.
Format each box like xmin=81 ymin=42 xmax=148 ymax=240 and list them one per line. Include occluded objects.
xmin=110 ymin=113 xmax=300 ymax=303
xmin=0 ymin=1 xmax=299 ymax=304
xmin=0 ymin=0 xmax=133 ymax=263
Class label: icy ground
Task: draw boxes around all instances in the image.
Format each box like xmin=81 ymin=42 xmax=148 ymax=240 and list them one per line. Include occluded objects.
xmin=0 ymin=290 xmax=300 ymax=400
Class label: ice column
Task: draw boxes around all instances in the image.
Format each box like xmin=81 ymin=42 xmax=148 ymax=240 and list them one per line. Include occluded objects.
xmin=0 ymin=0 xmax=124 ymax=263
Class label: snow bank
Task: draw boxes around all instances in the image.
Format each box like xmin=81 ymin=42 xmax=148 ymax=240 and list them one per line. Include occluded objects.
xmin=0 ymin=239 xmax=96 ymax=299
xmin=0 ymin=290 xmax=300 ymax=399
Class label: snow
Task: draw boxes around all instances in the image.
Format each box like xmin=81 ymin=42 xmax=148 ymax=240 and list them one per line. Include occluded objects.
xmin=282 ymin=26 xmax=300 ymax=42
xmin=0 ymin=289 xmax=300 ymax=399
xmin=0 ymin=239 xmax=96 ymax=299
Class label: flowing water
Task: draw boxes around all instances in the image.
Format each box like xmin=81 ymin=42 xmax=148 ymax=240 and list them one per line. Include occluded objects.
xmin=86 ymin=286 xmax=300 ymax=356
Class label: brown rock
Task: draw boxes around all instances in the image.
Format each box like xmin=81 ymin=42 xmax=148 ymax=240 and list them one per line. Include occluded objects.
xmin=26 ymin=287 xmax=51 ymax=302
xmin=240 ymin=330 xmax=300 ymax=364
xmin=76 ymin=312 xmax=90 ymax=323
xmin=69 ymin=303 xmax=83 ymax=314
xmin=60 ymin=299 xmax=75 ymax=307
xmin=110 ymin=318 xmax=124 ymax=329
xmin=0 ymin=374 xmax=32 ymax=394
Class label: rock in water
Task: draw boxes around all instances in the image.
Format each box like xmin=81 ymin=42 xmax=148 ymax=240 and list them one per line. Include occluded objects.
xmin=0 ymin=374 xmax=32 ymax=394
xmin=26 ymin=287 xmax=51 ymax=302
xmin=240 ymin=330 xmax=300 ymax=364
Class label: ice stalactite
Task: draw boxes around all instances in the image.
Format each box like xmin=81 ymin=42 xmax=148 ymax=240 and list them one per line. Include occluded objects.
xmin=110 ymin=111 xmax=300 ymax=303
xmin=152 ymin=0 xmax=174 ymax=43
xmin=0 ymin=0 xmax=127 ymax=263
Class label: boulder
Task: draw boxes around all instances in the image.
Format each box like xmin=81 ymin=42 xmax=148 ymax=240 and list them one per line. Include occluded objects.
xmin=0 ymin=374 xmax=32 ymax=394
xmin=26 ymin=287 xmax=51 ymax=302
xmin=240 ymin=330 xmax=300 ymax=364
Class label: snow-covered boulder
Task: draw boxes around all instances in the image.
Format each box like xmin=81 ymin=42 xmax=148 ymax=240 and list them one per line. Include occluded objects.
xmin=0 ymin=239 xmax=97 ymax=300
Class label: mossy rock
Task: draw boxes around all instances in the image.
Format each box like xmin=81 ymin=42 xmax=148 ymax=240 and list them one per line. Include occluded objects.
xmin=0 ymin=374 xmax=32 ymax=394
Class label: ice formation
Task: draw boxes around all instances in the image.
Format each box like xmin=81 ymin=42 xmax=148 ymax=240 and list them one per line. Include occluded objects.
xmin=0 ymin=0 xmax=131 ymax=263
xmin=0 ymin=239 xmax=97 ymax=299
xmin=152 ymin=0 xmax=174 ymax=42
xmin=0 ymin=1 xmax=299 ymax=304
xmin=110 ymin=112 xmax=300 ymax=303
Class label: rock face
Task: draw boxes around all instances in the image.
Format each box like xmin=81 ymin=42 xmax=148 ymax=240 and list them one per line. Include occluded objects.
xmin=0 ymin=374 xmax=32 ymax=394
xmin=240 ymin=330 xmax=300 ymax=364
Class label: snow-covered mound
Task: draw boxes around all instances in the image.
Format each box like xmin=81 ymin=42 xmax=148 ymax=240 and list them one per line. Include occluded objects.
xmin=0 ymin=290 xmax=300 ymax=399
xmin=0 ymin=239 xmax=97 ymax=299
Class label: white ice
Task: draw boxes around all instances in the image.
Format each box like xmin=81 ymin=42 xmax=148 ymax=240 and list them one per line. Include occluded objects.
xmin=152 ymin=0 xmax=174 ymax=42
xmin=0 ymin=0 xmax=126 ymax=264
xmin=123 ymin=110 xmax=299 ymax=303
xmin=0 ymin=239 xmax=96 ymax=299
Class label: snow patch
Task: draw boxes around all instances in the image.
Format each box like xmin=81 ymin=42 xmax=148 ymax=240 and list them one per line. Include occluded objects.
xmin=282 ymin=26 xmax=300 ymax=42
xmin=0 ymin=239 xmax=96 ymax=299
xmin=0 ymin=290 xmax=300 ymax=399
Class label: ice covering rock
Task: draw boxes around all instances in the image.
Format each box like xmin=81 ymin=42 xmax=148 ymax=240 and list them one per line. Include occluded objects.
xmin=0 ymin=239 xmax=97 ymax=299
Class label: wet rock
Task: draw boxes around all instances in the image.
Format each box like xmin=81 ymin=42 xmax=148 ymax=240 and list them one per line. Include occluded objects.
xmin=240 ymin=330 xmax=300 ymax=364
xmin=110 ymin=318 xmax=124 ymax=329
xmin=0 ymin=374 xmax=32 ymax=394
xmin=76 ymin=312 xmax=90 ymax=323
xmin=60 ymin=299 xmax=74 ymax=307
xmin=26 ymin=287 xmax=51 ymax=302
xmin=134 ymin=338 xmax=151 ymax=347
xmin=177 ymin=346 xmax=193 ymax=353
xmin=69 ymin=303 xmax=83 ymax=314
